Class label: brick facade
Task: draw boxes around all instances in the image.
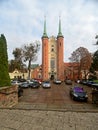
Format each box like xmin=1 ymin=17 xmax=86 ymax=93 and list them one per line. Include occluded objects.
xmin=42 ymin=38 xmax=49 ymax=80
xmin=57 ymin=36 xmax=64 ymax=80
xmin=30 ymin=18 xmax=83 ymax=81
xmin=41 ymin=18 xmax=65 ymax=81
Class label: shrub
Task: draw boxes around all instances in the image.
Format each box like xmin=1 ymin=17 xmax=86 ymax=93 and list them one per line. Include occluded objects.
xmin=0 ymin=34 xmax=11 ymax=87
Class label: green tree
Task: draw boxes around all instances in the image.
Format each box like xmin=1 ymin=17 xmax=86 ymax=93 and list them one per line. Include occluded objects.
xmin=13 ymin=48 xmax=22 ymax=62
xmin=11 ymin=48 xmax=25 ymax=72
xmin=8 ymin=59 xmax=26 ymax=72
xmin=89 ymin=35 xmax=98 ymax=78
xmin=0 ymin=34 xmax=11 ymax=87
xmin=90 ymin=50 xmax=98 ymax=71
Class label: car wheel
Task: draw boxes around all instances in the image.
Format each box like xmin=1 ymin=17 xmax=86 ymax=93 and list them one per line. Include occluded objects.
xmin=72 ymin=96 xmax=75 ymax=100
xmin=85 ymin=99 xmax=88 ymax=102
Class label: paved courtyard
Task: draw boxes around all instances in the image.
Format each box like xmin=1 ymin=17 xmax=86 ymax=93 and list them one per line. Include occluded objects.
xmin=14 ymin=82 xmax=97 ymax=111
xmin=18 ymin=82 xmax=93 ymax=106
xmin=0 ymin=82 xmax=98 ymax=130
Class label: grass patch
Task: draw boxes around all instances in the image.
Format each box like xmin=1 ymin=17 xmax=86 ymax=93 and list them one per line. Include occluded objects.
xmin=93 ymin=80 xmax=98 ymax=83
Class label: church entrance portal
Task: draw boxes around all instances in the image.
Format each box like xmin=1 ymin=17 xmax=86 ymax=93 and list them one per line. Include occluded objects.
xmin=50 ymin=75 xmax=54 ymax=80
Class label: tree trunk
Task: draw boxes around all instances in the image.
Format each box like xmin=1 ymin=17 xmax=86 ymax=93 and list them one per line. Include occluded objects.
xmin=28 ymin=60 xmax=31 ymax=79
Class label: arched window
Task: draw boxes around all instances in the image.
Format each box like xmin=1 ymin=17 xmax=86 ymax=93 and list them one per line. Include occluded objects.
xmin=51 ymin=48 xmax=54 ymax=52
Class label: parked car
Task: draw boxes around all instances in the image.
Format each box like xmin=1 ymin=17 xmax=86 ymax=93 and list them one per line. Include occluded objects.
xmin=80 ymin=79 xmax=87 ymax=85
xmin=33 ymin=78 xmax=42 ymax=85
xmin=29 ymin=81 xmax=40 ymax=88
xmin=70 ymin=86 xmax=88 ymax=102
xmin=53 ymin=79 xmax=62 ymax=84
xmin=76 ymin=79 xmax=81 ymax=84
xmin=86 ymin=80 xmax=95 ymax=87
xmin=42 ymin=81 xmax=51 ymax=88
xmin=11 ymin=80 xmax=22 ymax=86
xmin=19 ymin=82 xmax=30 ymax=88
xmin=91 ymin=83 xmax=98 ymax=90
xmin=65 ymin=79 xmax=72 ymax=85
xmin=18 ymin=86 xmax=23 ymax=97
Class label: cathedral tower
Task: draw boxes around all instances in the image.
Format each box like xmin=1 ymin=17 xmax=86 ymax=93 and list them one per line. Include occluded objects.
xmin=57 ymin=17 xmax=64 ymax=80
xmin=42 ymin=17 xmax=64 ymax=81
xmin=42 ymin=17 xmax=49 ymax=80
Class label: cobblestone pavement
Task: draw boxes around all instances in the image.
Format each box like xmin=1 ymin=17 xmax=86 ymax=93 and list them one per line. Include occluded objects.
xmin=18 ymin=82 xmax=93 ymax=106
xmin=0 ymin=109 xmax=98 ymax=130
xmin=0 ymin=82 xmax=98 ymax=130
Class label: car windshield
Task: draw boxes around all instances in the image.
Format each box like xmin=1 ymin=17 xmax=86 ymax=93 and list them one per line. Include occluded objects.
xmin=44 ymin=81 xmax=50 ymax=83
xmin=74 ymin=87 xmax=84 ymax=93
xmin=75 ymin=91 xmax=86 ymax=96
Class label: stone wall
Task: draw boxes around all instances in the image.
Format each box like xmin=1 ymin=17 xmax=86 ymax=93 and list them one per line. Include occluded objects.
xmin=0 ymin=85 xmax=18 ymax=108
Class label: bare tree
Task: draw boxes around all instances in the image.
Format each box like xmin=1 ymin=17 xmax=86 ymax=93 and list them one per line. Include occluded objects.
xmin=12 ymin=41 xmax=40 ymax=79
xmin=69 ymin=47 xmax=92 ymax=80
xmin=22 ymin=41 xmax=40 ymax=79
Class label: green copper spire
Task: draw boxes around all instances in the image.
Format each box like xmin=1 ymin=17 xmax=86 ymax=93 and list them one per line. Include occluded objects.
xmin=57 ymin=16 xmax=63 ymax=37
xmin=42 ymin=16 xmax=48 ymax=38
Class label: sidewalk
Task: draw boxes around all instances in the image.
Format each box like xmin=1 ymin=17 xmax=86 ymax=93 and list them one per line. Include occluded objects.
xmin=12 ymin=102 xmax=98 ymax=112
xmin=0 ymin=103 xmax=98 ymax=130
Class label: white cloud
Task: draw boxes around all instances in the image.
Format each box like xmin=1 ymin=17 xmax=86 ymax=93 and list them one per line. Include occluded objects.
xmin=0 ymin=0 xmax=98 ymax=64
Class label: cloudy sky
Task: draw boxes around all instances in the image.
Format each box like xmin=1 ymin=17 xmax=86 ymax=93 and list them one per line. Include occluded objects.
xmin=0 ymin=0 xmax=98 ymax=64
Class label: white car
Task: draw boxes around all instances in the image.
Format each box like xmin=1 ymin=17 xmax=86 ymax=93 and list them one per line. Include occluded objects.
xmin=42 ymin=81 xmax=51 ymax=88
xmin=53 ymin=79 xmax=62 ymax=84
xmin=11 ymin=80 xmax=22 ymax=86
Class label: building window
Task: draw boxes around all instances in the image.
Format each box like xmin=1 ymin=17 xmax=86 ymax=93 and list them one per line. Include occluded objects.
xmin=51 ymin=59 xmax=55 ymax=69
xmin=51 ymin=48 xmax=54 ymax=52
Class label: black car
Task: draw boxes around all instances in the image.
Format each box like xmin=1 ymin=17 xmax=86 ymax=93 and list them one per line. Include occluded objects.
xmin=65 ymin=79 xmax=72 ymax=85
xmin=70 ymin=86 xmax=88 ymax=102
xmin=91 ymin=83 xmax=98 ymax=90
xmin=29 ymin=81 xmax=40 ymax=88
xmin=86 ymin=80 xmax=95 ymax=87
xmin=19 ymin=82 xmax=30 ymax=88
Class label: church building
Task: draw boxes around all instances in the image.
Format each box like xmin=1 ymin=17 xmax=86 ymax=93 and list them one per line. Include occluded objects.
xmin=31 ymin=18 xmax=81 ymax=81
xmin=41 ymin=17 xmax=64 ymax=81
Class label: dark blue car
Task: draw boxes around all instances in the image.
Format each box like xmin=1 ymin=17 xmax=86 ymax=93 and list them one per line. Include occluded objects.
xmin=70 ymin=86 xmax=88 ymax=102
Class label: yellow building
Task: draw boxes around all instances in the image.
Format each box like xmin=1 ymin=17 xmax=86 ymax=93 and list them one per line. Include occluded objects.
xmin=9 ymin=69 xmax=28 ymax=80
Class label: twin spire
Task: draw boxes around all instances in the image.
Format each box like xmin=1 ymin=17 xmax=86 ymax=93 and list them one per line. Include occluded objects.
xmin=42 ymin=16 xmax=63 ymax=38
xmin=58 ymin=16 xmax=63 ymax=37
xmin=42 ymin=16 xmax=48 ymax=38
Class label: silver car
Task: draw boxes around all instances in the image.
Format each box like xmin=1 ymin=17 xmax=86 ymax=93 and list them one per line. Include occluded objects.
xmin=42 ymin=81 xmax=51 ymax=88
xmin=53 ymin=79 xmax=62 ymax=84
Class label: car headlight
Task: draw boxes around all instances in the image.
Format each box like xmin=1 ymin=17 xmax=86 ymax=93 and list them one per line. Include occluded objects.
xmin=73 ymin=93 xmax=78 ymax=97
xmin=85 ymin=94 xmax=88 ymax=97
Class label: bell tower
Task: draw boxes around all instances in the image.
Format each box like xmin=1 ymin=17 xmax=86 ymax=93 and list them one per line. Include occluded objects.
xmin=41 ymin=16 xmax=64 ymax=81
xmin=42 ymin=17 xmax=49 ymax=80
xmin=57 ymin=17 xmax=64 ymax=80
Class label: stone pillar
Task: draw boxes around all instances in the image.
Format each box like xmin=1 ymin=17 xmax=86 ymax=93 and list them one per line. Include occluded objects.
xmin=0 ymin=85 xmax=18 ymax=108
